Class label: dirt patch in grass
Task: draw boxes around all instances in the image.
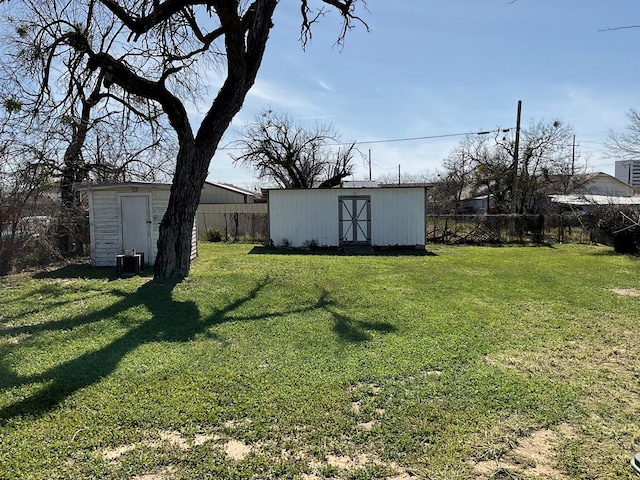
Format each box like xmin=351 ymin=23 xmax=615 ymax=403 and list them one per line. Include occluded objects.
xmin=101 ymin=430 xmax=194 ymax=461
xmin=193 ymin=433 xmax=218 ymax=446
xmin=357 ymin=420 xmax=376 ymax=431
xmin=100 ymin=430 xmax=257 ymax=476
xmin=102 ymin=444 xmax=137 ymax=461
xmin=317 ymin=453 xmax=413 ymax=478
xmin=472 ymin=424 xmax=575 ymax=479
xmin=224 ymin=418 xmax=252 ymax=429
xmin=157 ymin=430 xmax=190 ymax=450
xmin=224 ymin=439 xmax=252 ymax=461
xmin=486 ymin=334 xmax=640 ymax=478
xmin=611 ymin=288 xmax=640 ymax=297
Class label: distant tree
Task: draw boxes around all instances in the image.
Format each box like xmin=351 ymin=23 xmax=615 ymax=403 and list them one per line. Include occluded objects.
xmin=607 ymin=108 xmax=640 ymax=163
xmin=232 ymin=110 xmax=358 ymax=188
xmin=439 ymin=120 xmax=586 ymax=214
xmin=436 ymin=133 xmax=512 ymax=213
xmin=0 ymin=109 xmax=58 ymax=275
xmin=377 ymin=169 xmax=437 ymax=186
xmin=512 ymin=120 xmax=584 ymax=213
xmin=1 ymin=0 xmax=368 ymax=281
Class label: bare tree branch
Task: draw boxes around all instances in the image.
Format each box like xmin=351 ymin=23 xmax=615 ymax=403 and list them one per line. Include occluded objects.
xmin=232 ymin=110 xmax=357 ymax=188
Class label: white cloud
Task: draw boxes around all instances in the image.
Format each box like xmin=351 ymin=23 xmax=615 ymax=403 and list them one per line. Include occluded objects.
xmin=246 ymin=78 xmax=320 ymax=114
xmin=318 ymin=79 xmax=333 ymax=92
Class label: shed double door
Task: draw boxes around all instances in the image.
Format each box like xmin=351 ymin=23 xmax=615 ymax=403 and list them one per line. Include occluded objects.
xmin=339 ymin=196 xmax=371 ymax=245
xmin=120 ymin=195 xmax=152 ymax=264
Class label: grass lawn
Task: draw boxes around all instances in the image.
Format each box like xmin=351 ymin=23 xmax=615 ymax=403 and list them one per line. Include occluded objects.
xmin=1 ymin=243 xmax=639 ymax=479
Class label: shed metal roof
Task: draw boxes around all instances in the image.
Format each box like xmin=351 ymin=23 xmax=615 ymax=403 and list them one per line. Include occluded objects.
xmin=78 ymin=182 xmax=171 ymax=191
xmin=550 ymin=194 xmax=640 ymax=206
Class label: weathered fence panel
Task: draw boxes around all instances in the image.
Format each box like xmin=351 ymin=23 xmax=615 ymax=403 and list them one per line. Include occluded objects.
xmin=196 ymin=204 xmax=268 ymax=241
xmin=426 ymin=214 xmax=592 ymax=245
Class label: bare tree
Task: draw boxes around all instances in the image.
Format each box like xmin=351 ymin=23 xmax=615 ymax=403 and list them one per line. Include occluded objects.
xmin=0 ymin=0 xmax=176 ymax=255
xmin=232 ymin=110 xmax=357 ymax=189
xmin=513 ymin=120 xmax=580 ymax=213
xmin=443 ymin=136 xmax=492 ymax=212
xmin=377 ymin=169 xmax=437 ymax=186
xmin=440 ymin=120 xmax=586 ymax=214
xmin=0 ymin=106 xmax=60 ymax=275
xmin=1 ymin=0 xmax=368 ymax=280
xmin=607 ymin=108 xmax=640 ymax=162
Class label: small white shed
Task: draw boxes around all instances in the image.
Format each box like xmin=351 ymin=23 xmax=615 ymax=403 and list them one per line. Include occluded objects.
xmin=82 ymin=182 xmax=197 ymax=267
xmin=268 ymin=186 xmax=427 ymax=248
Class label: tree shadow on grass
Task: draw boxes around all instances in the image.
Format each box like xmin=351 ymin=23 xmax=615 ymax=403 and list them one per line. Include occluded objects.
xmin=33 ymin=264 xmax=125 ymax=281
xmin=0 ymin=280 xmax=397 ymax=422
xmin=314 ymin=289 xmax=397 ymax=343
xmin=0 ymin=288 xmax=132 ymax=338
xmin=0 ymin=278 xmax=268 ymax=422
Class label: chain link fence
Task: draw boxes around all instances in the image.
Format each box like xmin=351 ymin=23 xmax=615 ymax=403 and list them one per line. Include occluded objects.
xmin=426 ymin=213 xmax=595 ymax=245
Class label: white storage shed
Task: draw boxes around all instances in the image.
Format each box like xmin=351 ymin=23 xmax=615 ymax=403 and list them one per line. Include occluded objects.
xmin=82 ymin=182 xmax=197 ymax=267
xmin=268 ymin=186 xmax=427 ymax=248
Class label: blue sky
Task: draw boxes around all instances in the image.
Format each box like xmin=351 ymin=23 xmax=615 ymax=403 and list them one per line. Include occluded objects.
xmin=206 ymin=1 xmax=640 ymax=188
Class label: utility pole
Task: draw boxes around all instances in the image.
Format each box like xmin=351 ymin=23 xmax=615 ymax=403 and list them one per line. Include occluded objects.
xmin=511 ymin=100 xmax=522 ymax=214
xmin=368 ymin=149 xmax=372 ymax=181
xmin=571 ymin=134 xmax=576 ymax=176
xmin=398 ymin=164 xmax=401 ymax=185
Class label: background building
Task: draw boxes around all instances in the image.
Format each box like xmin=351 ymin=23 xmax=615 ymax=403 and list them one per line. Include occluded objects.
xmin=615 ymin=160 xmax=640 ymax=188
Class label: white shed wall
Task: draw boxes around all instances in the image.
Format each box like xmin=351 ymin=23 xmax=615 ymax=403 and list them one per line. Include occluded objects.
xmin=269 ymin=189 xmax=339 ymax=247
xmin=369 ymin=188 xmax=426 ymax=246
xmin=86 ymin=184 xmax=197 ymax=267
xmin=268 ymin=187 xmax=426 ymax=248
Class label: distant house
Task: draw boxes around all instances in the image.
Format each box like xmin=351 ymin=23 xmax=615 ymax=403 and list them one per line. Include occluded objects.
xmin=459 ymin=193 xmax=495 ymax=214
xmin=578 ymin=172 xmax=638 ymax=197
xmin=199 ymin=181 xmax=257 ymax=204
xmin=82 ymin=182 xmax=197 ymax=267
xmin=196 ymin=181 xmax=267 ymax=239
xmin=458 ymin=172 xmax=637 ymax=214
xmin=268 ymin=186 xmax=427 ymax=248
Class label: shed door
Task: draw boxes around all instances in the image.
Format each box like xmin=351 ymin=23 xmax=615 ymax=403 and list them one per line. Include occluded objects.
xmin=339 ymin=196 xmax=371 ymax=245
xmin=120 ymin=195 xmax=152 ymax=262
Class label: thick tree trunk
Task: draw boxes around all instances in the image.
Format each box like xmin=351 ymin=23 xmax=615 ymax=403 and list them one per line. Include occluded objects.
xmin=153 ymin=144 xmax=209 ymax=281
xmin=152 ymin=0 xmax=278 ymax=282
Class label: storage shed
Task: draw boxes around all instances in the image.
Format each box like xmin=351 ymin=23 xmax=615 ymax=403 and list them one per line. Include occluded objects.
xmin=199 ymin=181 xmax=256 ymax=204
xmin=268 ymin=186 xmax=427 ymax=248
xmin=82 ymin=182 xmax=197 ymax=267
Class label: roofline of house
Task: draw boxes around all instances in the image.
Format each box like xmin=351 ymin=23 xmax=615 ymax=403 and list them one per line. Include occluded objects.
xmin=204 ymin=181 xmax=255 ymax=196
xmin=263 ymin=185 xmax=431 ymax=192
xmin=550 ymin=194 xmax=640 ymax=206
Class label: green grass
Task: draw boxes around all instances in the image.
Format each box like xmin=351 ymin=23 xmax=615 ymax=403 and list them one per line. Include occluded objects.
xmin=1 ymin=243 xmax=639 ymax=479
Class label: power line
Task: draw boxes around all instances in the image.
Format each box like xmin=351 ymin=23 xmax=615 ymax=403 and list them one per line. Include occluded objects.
xmin=218 ymin=127 xmax=514 ymax=151
xmin=351 ymin=128 xmax=513 ymax=146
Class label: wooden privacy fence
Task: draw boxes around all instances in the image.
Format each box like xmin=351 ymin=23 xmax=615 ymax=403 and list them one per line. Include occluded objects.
xmin=196 ymin=204 xmax=268 ymax=241
xmin=426 ymin=214 xmax=595 ymax=245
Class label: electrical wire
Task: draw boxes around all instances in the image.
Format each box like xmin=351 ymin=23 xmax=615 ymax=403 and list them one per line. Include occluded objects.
xmin=217 ymin=127 xmax=514 ymax=151
xmin=351 ymin=128 xmax=513 ymax=146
